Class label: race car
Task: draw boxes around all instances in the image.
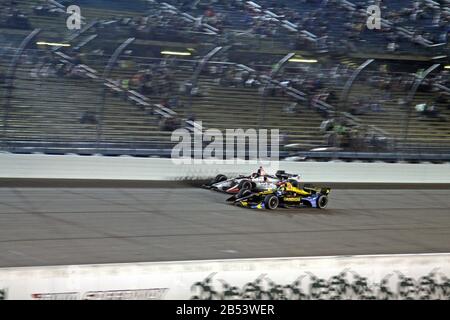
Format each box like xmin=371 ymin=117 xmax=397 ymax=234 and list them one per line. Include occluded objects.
xmin=228 ymin=181 xmax=331 ymax=210
xmin=202 ymin=169 xmax=301 ymax=194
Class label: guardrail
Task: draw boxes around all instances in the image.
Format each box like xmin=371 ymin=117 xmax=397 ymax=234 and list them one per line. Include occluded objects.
xmin=0 ymin=153 xmax=449 ymax=183
xmin=287 ymin=151 xmax=450 ymax=162
xmin=3 ymin=142 xmax=450 ymax=162
xmin=0 ymin=254 xmax=449 ymax=299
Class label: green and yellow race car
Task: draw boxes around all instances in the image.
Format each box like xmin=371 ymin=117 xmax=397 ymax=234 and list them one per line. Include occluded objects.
xmin=228 ymin=181 xmax=330 ymax=210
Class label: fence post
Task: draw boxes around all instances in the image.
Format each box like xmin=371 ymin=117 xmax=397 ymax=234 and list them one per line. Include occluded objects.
xmin=339 ymin=58 xmax=374 ymax=115
xmin=187 ymin=46 xmax=223 ymax=114
xmin=2 ymin=29 xmax=41 ymax=151
xmin=258 ymin=52 xmax=295 ymax=127
xmin=96 ymin=37 xmax=135 ymax=149
xmin=402 ymin=64 xmax=441 ymax=147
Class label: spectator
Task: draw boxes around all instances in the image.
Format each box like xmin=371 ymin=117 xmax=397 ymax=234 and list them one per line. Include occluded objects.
xmin=80 ymin=111 xmax=98 ymax=125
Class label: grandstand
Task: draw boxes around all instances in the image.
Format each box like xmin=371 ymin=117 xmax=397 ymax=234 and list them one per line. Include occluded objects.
xmin=1 ymin=0 xmax=449 ymax=159
xmin=2 ymin=1 xmax=450 ymax=304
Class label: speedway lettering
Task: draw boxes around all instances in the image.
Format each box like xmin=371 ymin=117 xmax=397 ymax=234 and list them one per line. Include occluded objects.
xmin=83 ymin=288 xmax=168 ymax=300
xmin=32 ymin=292 xmax=78 ymax=300
xmin=30 ymin=288 xmax=168 ymax=300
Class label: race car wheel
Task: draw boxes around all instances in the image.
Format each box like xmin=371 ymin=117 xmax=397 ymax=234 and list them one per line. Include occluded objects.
xmin=316 ymin=195 xmax=328 ymax=209
xmin=214 ymin=174 xmax=227 ymax=183
xmin=239 ymin=180 xmax=253 ymax=191
xmin=264 ymin=195 xmax=279 ymax=210
xmin=237 ymin=189 xmax=252 ymax=199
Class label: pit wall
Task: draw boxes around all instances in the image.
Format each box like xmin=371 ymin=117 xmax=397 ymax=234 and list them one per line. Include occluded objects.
xmin=0 ymin=254 xmax=449 ymax=300
xmin=0 ymin=154 xmax=449 ymax=183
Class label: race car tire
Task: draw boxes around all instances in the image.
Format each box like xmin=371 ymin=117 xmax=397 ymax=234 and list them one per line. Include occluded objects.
xmin=214 ymin=174 xmax=227 ymax=183
xmin=238 ymin=180 xmax=253 ymax=191
xmin=264 ymin=195 xmax=279 ymax=210
xmin=301 ymin=200 xmax=312 ymax=207
xmin=237 ymin=189 xmax=252 ymax=199
xmin=316 ymin=195 xmax=328 ymax=209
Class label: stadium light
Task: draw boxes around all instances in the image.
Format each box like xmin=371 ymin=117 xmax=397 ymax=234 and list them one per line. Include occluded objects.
xmin=161 ymin=51 xmax=192 ymax=56
xmin=36 ymin=41 xmax=71 ymax=47
xmin=289 ymin=58 xmax=318 ymax=63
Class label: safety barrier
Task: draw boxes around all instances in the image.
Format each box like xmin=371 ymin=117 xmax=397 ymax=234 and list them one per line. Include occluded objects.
xmin=0 ymin=153 xmax=449 ymax=183
xmin=0 ymin=254 xmax=449 ymax=300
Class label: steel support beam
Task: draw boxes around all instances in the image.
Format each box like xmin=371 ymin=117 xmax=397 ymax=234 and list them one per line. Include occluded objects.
xmin=187 ymin=46 xmax=223 ymax=114
xmin=339 ymin=58 xmax=375 ymax=114
xmin=259 ymin=52 xmax=295 ymax=127
xmin=402 ymin=64 xmax=441 ymax=144
xmin=2 ymin=29 xmax=41 ymax=149
xmin=96 ymin=37 xmax=135 ymax=147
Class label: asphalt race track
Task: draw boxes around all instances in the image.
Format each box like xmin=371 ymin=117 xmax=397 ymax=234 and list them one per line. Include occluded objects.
xmin=0 ymin=187 xmax=449 ymax=267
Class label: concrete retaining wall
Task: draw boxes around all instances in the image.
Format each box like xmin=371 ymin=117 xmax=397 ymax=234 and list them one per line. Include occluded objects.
xmin=0 ymin=154 xmax=449 ymax=183
xmin=0 ymin=254 xmax=449 ymax=300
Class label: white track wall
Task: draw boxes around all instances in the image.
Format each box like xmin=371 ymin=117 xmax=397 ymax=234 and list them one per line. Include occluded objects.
xmin=0 ymin=254 xmax=449 ymax=300
xmin=0 ymin=154 xmax=449 ymax=183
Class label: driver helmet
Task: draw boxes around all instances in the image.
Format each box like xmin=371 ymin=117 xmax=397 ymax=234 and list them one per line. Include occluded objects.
xmin=285 ymin=182 xmax=293 ymax=191
xmin=257 ymin=166 xmax=266 ymax=176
